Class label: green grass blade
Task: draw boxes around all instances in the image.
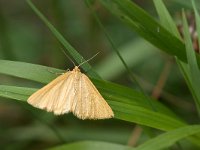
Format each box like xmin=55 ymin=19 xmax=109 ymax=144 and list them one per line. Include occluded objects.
xmin=174 ymin=0 xmax=200 ymax=10
xmin=99 ymin=0 xmax=184 ymax=60
xmin=49 ymin=125 xmax=200 ymax=150
xmin=182 ymin=11 xmax=200 ymax=114
xmin=176 ymin=60 xmax=199 ymax=108
xmin=0 ymin=60 xmax=178 ymax=118
xmin=0 ymin=83 xmax=185 ymax=131
xmin=48 ymin=141 xmax=131 ymax=150
xmin=0 ymin=58 xmax=185 ymax=132
xmin=0 ymin=60 xmax=63 ymax=83
xmin=192 ymin=0 xmax=200 ymax=51
xmin=153 ymin=0 xmax=181 ymax=38
xmin=0 ymin=85 xmax=35 ymax=101
xmin=135 ymin=125 xmax=200 ymax=150
xmin=94 ymin=39 xmax=157 ymax=79
xmin=26 ymin=0 xmax=100 ymax=79
xmin=85 ymin=0 xmax=156 ymax=112
xmin=98 ymin=0 xmax=200 ymax=66
xmin=153 ymin=0 xmax=200 ymax=116
xmin=2 ymin=61 xmax=200 ymax=145
xmin=85 ymin=0 xmax=138 ymax=84
xmin=2 ymin=60 xmax=200 ymax=144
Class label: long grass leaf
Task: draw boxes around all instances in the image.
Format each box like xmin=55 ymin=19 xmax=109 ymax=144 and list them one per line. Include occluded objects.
xmin=94 ymin=39 xmax=157 ymax=79
xmin=0 ymin=60 xmax=62 ymax=83
xmin=49 ymin=125 xmax=200 ymax=150
xmin=98 ymin=0 xmax=200 ymax=66
xmin=0 ymin=60 xmax=178 ymax=118
xmin=192 ymin=0 xmax=200 ymax=51
xmin=85 ymin=0 xmax=156 ymax=111
xmin=1 ymin=60 xmax=200 ymax=144
xmin=135 ymin=125 xmax=200 ymax=150
xmin=0 ymin=85 xmax=185 ymax=131
xmin=26 ymin=0 xmax=100 ymax=79
xmin=0 ymin=58 xmax=185 ymax=131
xmin=153 ymin=0 xmax=181 ymax=38
xmin=49 ymin=141 xmax=130 ymax=150
xmin=153 ymin=0 xmax=200 ymax=116
xmin=182 ymin=11 xmax=200 ymax=114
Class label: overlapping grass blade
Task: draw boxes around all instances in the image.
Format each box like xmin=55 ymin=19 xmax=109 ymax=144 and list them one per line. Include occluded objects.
xmin=0 ymin=59 xmax=186 ymax=131
xmin=135 ymin=125 xmax=200 ymax=150
xmin=182 ymin=10 xmax=200 ymax=114
xmin=49 ymin=141 xmax=130 ymax=150
xmin=0 ymin=60 xmax=62 ymax=83
xmin=94 ymin=39 xmax=157 ymax=80
xmin=26 ymin=0 xmax=100 ymax=79
xmin=153 ymin=0 xmax=181 ymax=38
xmin=0 ymin=84 xmax=185 ymax=131
xmin=192 ymin=0 xmax=200 ymax=51
xmin=153 ymin=0 xmax=200 ymax=115
xmin=49 ymin=125 xmax=200 ymax=150
xmin=98 ymin=0 xmax=200 ymax=66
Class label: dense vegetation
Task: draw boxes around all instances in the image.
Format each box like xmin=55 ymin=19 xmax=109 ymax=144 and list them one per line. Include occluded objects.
xmin=0 ymin=0 xmax=200 ymax=149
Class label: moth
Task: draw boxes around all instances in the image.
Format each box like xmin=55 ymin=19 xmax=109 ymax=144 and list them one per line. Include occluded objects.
xmin=28 ymin=64 xmax=114 ymax=120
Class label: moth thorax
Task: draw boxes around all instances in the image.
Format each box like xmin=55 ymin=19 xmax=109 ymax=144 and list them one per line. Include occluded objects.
xmin=73 ymin=66 xmax=80 ymax=72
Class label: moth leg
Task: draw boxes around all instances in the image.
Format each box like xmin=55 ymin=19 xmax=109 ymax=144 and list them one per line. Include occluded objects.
xmin=47 ymin=68 xmax=65 ymax=75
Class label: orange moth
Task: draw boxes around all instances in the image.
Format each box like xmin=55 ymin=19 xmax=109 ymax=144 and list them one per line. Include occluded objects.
xmin=28 ymin=65 xmax=114 ymax=120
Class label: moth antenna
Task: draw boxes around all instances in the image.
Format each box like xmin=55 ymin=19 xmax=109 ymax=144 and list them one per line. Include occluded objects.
xmin=61 ymin=49 xmax=76 ymax=67
xmin=47 ymin=68 xmax=64 ymax=75
xmin=78 ymin=52 xmax=100 ymax=68
xmin=80 ymin=56 xmax=84 ymax=64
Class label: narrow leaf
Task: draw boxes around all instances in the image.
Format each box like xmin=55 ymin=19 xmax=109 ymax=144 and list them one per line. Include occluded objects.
xmin=135 ymin=125 xmax=200 ymax=150
xmin=0 ymin=84 xmax=185 ymax=131
xmin=49 ymin=125 xmax=200 ymax=150
xmin=0 ymin=60 xmax=179 ymax=118
xmin=182 ymin=11 xmax=200 ymax=114
xmin=2 ymin=60 xmax=200 ymax=144
xmin=49 ymin=141 xmax=131 ymax=150
xmin=26 ymin=0 xmax=100 ymax=79
xmin=153 ymin=0 xmax=181 ymax=38
xmin=98 ymin=0 xmax=200 ymax=66
xmin=192 ymin=0 xmax=200 ymax=51
xmin=153 ymin=0 xmax=200 ymax=116
xmin=0 ymin=60 xmax=62 ymax=83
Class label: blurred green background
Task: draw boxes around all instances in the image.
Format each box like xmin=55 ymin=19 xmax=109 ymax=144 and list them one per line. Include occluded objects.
xmin=0 ymin=0 xmax=196 ymax=149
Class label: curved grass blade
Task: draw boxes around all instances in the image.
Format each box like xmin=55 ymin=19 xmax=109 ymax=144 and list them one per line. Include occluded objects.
xmin=94 ymin=39 xmax=157 ymax=80
xmin=26 ymin=0 xmax=100 ymax=79
xmin=48 ymin=141 xmax=130 ymax=150
xmin=182 ymin=10 xmax=200 ymax=114
xmin=1 ymin=61 xmax=200 ymax=144
xmin=135 ymin=125 xmax=200 ymax=150
xmin=0 ymin=60 xmax=179 ymax=118
xmin=49 ymin=125 xmax=200 ymax=150
xmin=0 ymin=60 xmax=63 ymax=83
xmin=0 ymin=84 xmax=185 ymax=131
xmin=153 ymin=0 xmax=200 ymax=115
xmin=192 ymin=0 xmax=200 ymax=52
xmin=85 ymin=0 xmax=156 ymax=112
xmin=98 ymin=0 xmax=200 ymax=66
xmin=153 ymin=0 xmax=181 ymax=38
xmin=174 ymin=0 xmax=200 ymax=10
xmin=2 ymin=60 xmax=200 ymax=144
xmin=85 ymin=0 xmax=138 ymax=83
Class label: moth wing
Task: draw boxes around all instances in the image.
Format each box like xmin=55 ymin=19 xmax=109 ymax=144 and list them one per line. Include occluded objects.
xmin=28 ymin=72 xmax=75 ymax=115
xmin=71 ymin=73 xmax=114 ymax=119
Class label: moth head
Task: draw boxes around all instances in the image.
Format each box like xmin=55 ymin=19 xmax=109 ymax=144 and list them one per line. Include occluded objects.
xmin=73 ymin=66 xmax=80 ymax=72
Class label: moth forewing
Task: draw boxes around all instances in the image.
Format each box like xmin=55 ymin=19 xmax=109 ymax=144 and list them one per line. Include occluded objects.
xmin=28 ymin=72 xmax=73 ymax=115
xmin=27 ymin=66 xmax=114 ymax=119
xmin=71 ymin=73 xmax=114 ymax=119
